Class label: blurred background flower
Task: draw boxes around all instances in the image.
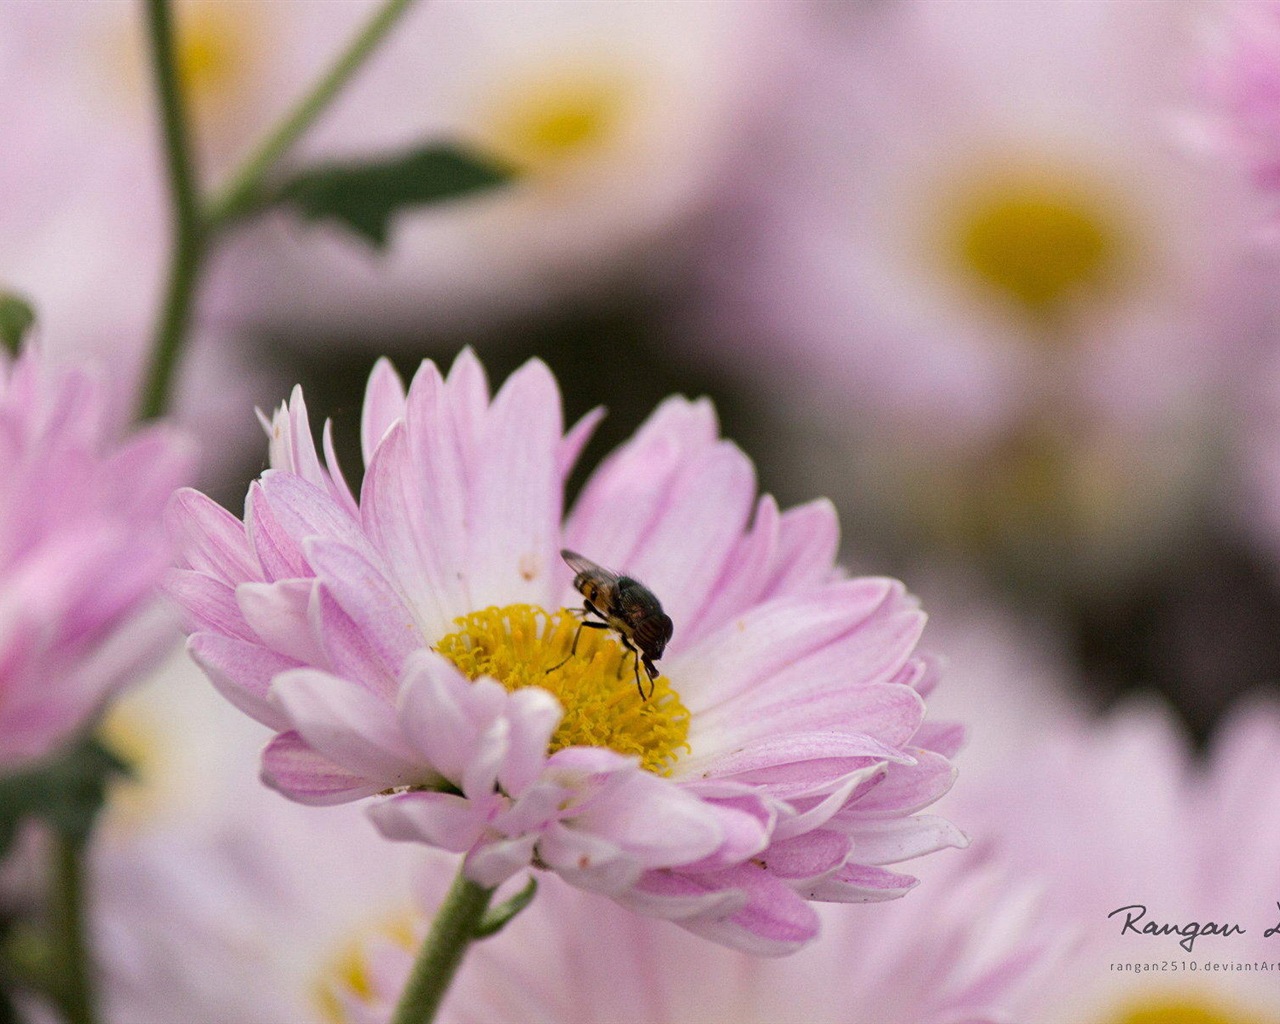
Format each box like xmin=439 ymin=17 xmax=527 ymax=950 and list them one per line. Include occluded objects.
xmin=955 ymin=700 xmax=1280 ymax=1023
xmin=0 ymin=346 xmax=191 ymax=769
xmin=437 ymin=850 xmax=1059 ymax=1024
xmin=692 ymin=0 xmax=1265 ymax=600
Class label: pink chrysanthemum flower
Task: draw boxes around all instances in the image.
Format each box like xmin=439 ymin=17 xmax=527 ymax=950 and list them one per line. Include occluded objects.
xmin=167 ymin=352 xmax=962 ymax=954
xmin=0 ymin=345 xmax=192 ymax=768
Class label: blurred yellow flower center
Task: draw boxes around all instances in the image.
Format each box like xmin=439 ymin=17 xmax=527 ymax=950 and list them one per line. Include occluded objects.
xmin=173 ymin=1 xmax=254 ymax=104
xmin=942 ymin=164 xmax=1128 ymax=319
xmin=103 ymin=0 xmax=258 ymax=139
xmin=435 ymin=604 xmax=690 ymax=776
xmin=314 ymin=913 xmax=417 ymax=1024
xmin=97 ymin=700 xmax=166 ymax=832
xmin=1105 ymin=992 xmax=1275 ymax=1024
xmin=481 ymin=69 xmax=629 ymax=172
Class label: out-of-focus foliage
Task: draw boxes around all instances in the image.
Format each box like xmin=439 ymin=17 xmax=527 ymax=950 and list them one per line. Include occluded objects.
xmin=270 ymin=143 xmax=514 ymax=246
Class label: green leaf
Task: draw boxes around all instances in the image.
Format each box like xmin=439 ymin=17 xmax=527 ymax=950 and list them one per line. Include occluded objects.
xmin=474 ymin=876 xmax=537 ymax=939
xmin=0 ymin=739 xmax=130 ymax=856
xmin=0 ymin=294 xmax=35 ymax=355
xmin=273 ymin=143 xmax=514 ymax=247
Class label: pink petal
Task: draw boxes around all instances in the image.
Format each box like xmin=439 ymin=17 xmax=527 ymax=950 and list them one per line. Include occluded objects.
xmin=668 ymin=795 xmax=772 ymax=872
xmin=304 ymin=537 xmax=419 ymax=677
xmin=444 ymin=348 xmax=491 ymax=464
xmin=746 ymin=596 xmax=926 ymax=715
xmin=570 ymin=770 xmax=725 ymax=869
xmin=461 ymin=717 xmax=514 ymax=800
xmin=844 ymin=815 xmax=969 ymax=865
xmin=771 ymin=763 xmax=888 ymax=840
xmin=692 ymin=685 xmax=926 ymax=780
xmin=397 ymin=652 xmax=509 ymax=783
xmin=187 ymin=633 xmax=296 ymax=730
xmin=760 ymin=830 xmax=851 ymax=879
xmin=245 ymin=483 xmax=309 ymax=582
xmin=321 ymin=419 xmax=359 ymax=517
xmin=802 ymin=862 xmax=919 ymax=903
xmin=679 ymin=495 xmax=780 ymax=648
xmin=915 ymin=720 xmax=966 ymax=759
xmin=278 ymin=386 xmax=325 ymax=487
xmin=673 ymin=577 xmax=898 ymax=709
xmin=166 ymin=488 xmax=258 ymax=584
xmin=623 ymin=870 xmax=748 ymax=922
xmin=361 ymin=420 xmax=463 ymax=640
xmin=563 ymin=397 xmax=719 ymax=574
xmin=464 ymin=835 xmax=540 ymax=888
xmin=108 ymin=427 xmax=195 ymax=516
xmin=675 ymin=867 xmax=820 ymax=956
xmin=236 ymin=579 xmax=323 ymax=664
xmin=165 ymin=570 xmax=253 ymax=639
xmin=270 ymin=668 xmax=421 ymax=786
xmin=679 ymin=727 xmax=915 ymax=782
xmin=367 ymin=790 xmax=489 ymax=851
xmin=534 ymin=822 xmax=639 ymax=894
xmin=566 ymin=415 xmax=756 ymax=635
xmin=497 ymin=688 xmax=562 ymax=796
xmin=260 ymin=730 xmax=384 ymax=805
xmin=846 ymin=749 xmax=957 ymax=818
xmin=258 ymin=471 xmax=371 ymax=559
xmin=467 ymin=359 xmax=563 ymax=610
xmin=311 ymin=589 xmax=399 ymax=698
xmin=361 ymin=357 xmax=407 ymax=465
xmin=557 ymin=405 xmax=605 ymax=480
xmin=761 ymin=498 xmax=841 ymax=600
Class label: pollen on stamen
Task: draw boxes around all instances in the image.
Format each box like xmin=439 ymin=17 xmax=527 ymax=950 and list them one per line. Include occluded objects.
xmin=434 ymin=604 xmax=691 ymax=776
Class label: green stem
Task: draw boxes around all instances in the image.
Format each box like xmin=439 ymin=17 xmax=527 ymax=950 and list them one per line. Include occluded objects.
xmin=207 ymin=0 xmax=420 ymax=228
xmin=390 ymin=870 xmax=494 ymax=1024
xmin=138 ymin=0 xmax=419 ymax=421
xmin=138 ymin=0 xmax=204 ymax=422
xmin=51 ymin=835 xmax=96 ymax=1024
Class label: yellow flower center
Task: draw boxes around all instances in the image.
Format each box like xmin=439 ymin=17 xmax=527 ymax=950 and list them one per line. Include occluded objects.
xmin=1105 ymin=991 xmax=1276 ymax=1024
xmin=97 ymin=701 xmax=161 ymax=830
xmin=173 ymin=0 xmax=257 ymax=108
xmin=477 ymin=68 xmax=630 ymax=174
xmin=102 ymin=0 xmax=260 ymax=149
xmin=435 ymin=604 xmax=690 ymax=776
xmin=314 ymin=913 xmax=417 ymax=1024
xmin=937 ymin=160 xmax=1132 ymax=323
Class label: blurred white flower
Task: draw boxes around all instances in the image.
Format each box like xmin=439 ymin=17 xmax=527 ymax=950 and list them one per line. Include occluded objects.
xmin=434 ymin=851 xmax=1059 ymax=1024
xmin=82 ymin=647 xmax=440 ymax=1024
xmin=0 ymin=1 xmax=296 ymax=475
xmin=909 ymin=571 xmax=1086 ymax=785
xmin=959 ymin=700 xmax=1280 ymax=1023
xmin=242 ymin=0 xmax=786 ymax=334
xmin=694 ymin=0 xmax=1265 ymax=587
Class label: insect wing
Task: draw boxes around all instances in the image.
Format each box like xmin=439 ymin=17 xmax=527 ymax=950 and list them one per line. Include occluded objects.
xmin=560 ymin=549 xmax=621 ymax=588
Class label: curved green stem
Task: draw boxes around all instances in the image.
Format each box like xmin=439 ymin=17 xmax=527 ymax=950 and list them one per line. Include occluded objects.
xmin=138 ymin=0 xmax=419 ymax=422
xmin=51 ymin=835 xmax=97 ymax=1024
xmin=390 ymin=870 xmax=494 ymax=1024
xmin=138 ymin=0 xmax=204 ymax=422
xmin=207 ymin=0 xmax=420 ymax=228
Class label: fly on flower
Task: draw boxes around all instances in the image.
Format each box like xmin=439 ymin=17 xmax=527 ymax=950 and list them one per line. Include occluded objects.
xmin=549 ymin=548 xmax=673 ymax=700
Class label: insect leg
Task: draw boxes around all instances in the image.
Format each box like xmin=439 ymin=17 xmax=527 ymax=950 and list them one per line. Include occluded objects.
xmin=545 ymin=610 xmax=609 ymax=674
xmin=617 ymin=635 xmax=649 ymax=701
xmin=641 ymin=655 xmax=659 ymax=701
